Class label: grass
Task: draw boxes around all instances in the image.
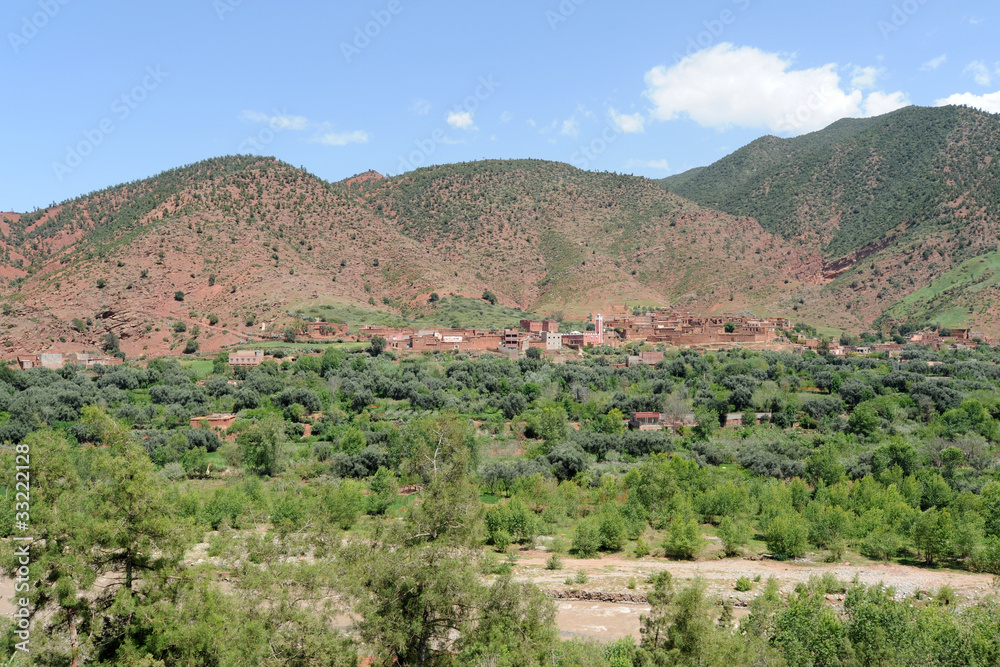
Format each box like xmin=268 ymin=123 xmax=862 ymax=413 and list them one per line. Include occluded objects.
xmin=886 ymin=250 xmax=1000 ymax=328
xmin=299 ymin=295 xmax=542 ymax=331
xmin=180 ymin=359 xmax=214 ymax=376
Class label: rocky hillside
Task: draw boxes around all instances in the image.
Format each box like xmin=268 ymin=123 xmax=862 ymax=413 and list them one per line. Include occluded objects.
xmin=0 ymin=157 xmax=800 ymax=357
xmin=5 ymin=104 xmax=1000 ymax=359
xmin=661 ymin=105 xmax=1000 ymax=333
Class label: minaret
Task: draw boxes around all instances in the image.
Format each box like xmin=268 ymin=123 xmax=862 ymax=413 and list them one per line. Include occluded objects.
xmin=595 ymin=313 xmax=604 ymax=344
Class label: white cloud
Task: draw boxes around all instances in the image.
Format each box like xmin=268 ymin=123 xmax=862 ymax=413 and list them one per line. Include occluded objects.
xmin=310 ymin=130 xmax=369 ymax=146
xmin=964 ymin=60 xmax=995 ymax=86
xmin=608 ymin=107 xmax=645 ymax=133
xmin=526 ymin=118 xmax=536 ymax=128
xmin=921 ymin=54 xmax=947 ymax=71
xmin=851 ymin=66 xmax=883 ymax=90
xmin=642 ymin=43 xmax=910 ymax=135
xmin=500 ymin=111 xmax=512 ymax=123
xmin=627 ymin=158 xmax=670 ymax=171
xmin=409 ymin=98 xmax=431 ymax=115
xmin=446 ymin=111 xmax=475 ymax=129
xmin=935 ymin=90 xmax=1000 ymax=113
xmin=560 ymin=117 xmax=579 ymax=137
xmin=241 ymin=110 xmax=309 ymax=131
xmin=863 ymin=90 xmax=911 ymax=117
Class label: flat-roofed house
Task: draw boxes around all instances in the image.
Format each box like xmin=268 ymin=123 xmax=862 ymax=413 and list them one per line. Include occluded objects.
xmin=629 ymin=411 xmax=662 ymax=430
xmin=16 ymin=354 xmax=39 ymax=370
xmin=228 ymin=349 xmax=264 ymax=366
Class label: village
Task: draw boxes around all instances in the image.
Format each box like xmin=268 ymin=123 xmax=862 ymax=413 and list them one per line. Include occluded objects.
xmin=11 ymin=305 xmax=995 ymax=372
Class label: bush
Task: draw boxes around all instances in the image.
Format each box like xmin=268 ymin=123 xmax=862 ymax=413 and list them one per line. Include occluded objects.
xmin=664 ymin=515 xmax=703 ymax=559
xmin=183 ymin=339 xmax=199 ymax=354
xmin=735 ymin=576 xmax=753 ymax=592
xmin=174 ymin=291 xmax=185 ymax=301
xmin=861 ymin=526 xmax=902 ymax=561
xmin=323 ymin=480 xmax=366 ymax=530
xmin=545 ymin=553 xmax=562 ymax=570
xmin=484 ymin=499 xmax=536 ymax=546
xmin=572 ymin=518 xmax=602 ymax=557
xmin=719 ymin=517 xmax=752 ymax=557
xmin=634 ymin=537 xmax=650 ymax=558
xmin=763 ymin=513 xmax=809 ymax=559
xmin=597 ymin=506 xmax=627 ymax=552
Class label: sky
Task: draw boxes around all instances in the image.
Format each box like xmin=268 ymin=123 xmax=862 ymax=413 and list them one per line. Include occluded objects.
xmin=2 ymin=0 xmax=999 ymax=212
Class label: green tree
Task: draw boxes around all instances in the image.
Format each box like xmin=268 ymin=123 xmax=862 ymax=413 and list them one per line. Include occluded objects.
xmin=572 ymin=517 xmax=602 ymax=557
xmin=848 ymin=402 xmax=881 ymax=439
xmin=405 ymin=414 xmax=481 ymax=544
xmin=763 ymin=513 xmax=809 ymax=559
xmin=323 ymin=480 xmax=367 ymax=530
xmin=693 ymin=405 xmax=720 ymax=440
xmin=339 ymin=427 xmax=367 ymax=455
xmin=341 ymin=541 xmax=481 ymax=665
xmin=367 ymin=466 xmax=398 ymax=515
xmin=368 ymin=335 xmax=387 ymax=357
xmin=913 ymin=507 xmax=954 ymax=565
xmin=237 ymin=415 xmax=288 ymax=476
xmin=83 ymin=407 xmax=188 ymax=593
xmin=718 ymin=516 xmax=753 ymax=557
xmin=664 ymin=514 xmax=704 ymax=560
xmin=593 ymin=408 xmax=627 ymax=435
xmin=527 ymin=406 xmax=569 ymax=446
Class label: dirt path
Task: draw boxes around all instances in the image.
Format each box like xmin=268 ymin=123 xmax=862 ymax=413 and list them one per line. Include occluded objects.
xmin=509 ymin=550 xmax=997 ymax=642
xmin=4 ymin=549 xmax=993 ymax=646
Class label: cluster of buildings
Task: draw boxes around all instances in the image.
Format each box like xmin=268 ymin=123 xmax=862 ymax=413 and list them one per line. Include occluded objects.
xmin=628 ymin=410 xmax=772 ymax=431
xmin=304 ymin=308 xmax=796 ymax=355
xmin=602 ymin=310 xmax=790 ymax=347
xmin=16 ymin=352 xmax=122 ymax=370
xmin=353 ymin=316 xmax=606 ymax=354
xmin=793 ymin=328 xmax=996 ymax=357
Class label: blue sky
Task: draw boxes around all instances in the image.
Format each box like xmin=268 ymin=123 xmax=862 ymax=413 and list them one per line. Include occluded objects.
xmin=2 ymin=0 xmax=999 ymax=211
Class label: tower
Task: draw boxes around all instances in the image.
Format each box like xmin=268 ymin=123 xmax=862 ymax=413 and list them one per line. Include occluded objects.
xmin=595 ymin=313 xmax=604 ymax=344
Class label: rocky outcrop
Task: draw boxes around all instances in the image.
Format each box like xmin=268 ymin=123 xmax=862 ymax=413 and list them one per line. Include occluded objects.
xmin=546 ymin=589 xmax=648 ymax=604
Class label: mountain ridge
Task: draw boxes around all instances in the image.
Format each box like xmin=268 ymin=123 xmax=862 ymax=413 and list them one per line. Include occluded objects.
xmin=5 ymin=104 xmax=1000 ymax=356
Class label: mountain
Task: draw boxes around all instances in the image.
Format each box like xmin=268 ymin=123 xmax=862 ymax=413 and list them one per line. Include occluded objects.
xmin=661 ymin=105 xmax=1000 ymax=333
xmin=5 ymin=104 xmax=1000 ymax=358
xmin=0 ymin=157 xmax=801 ymax=357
